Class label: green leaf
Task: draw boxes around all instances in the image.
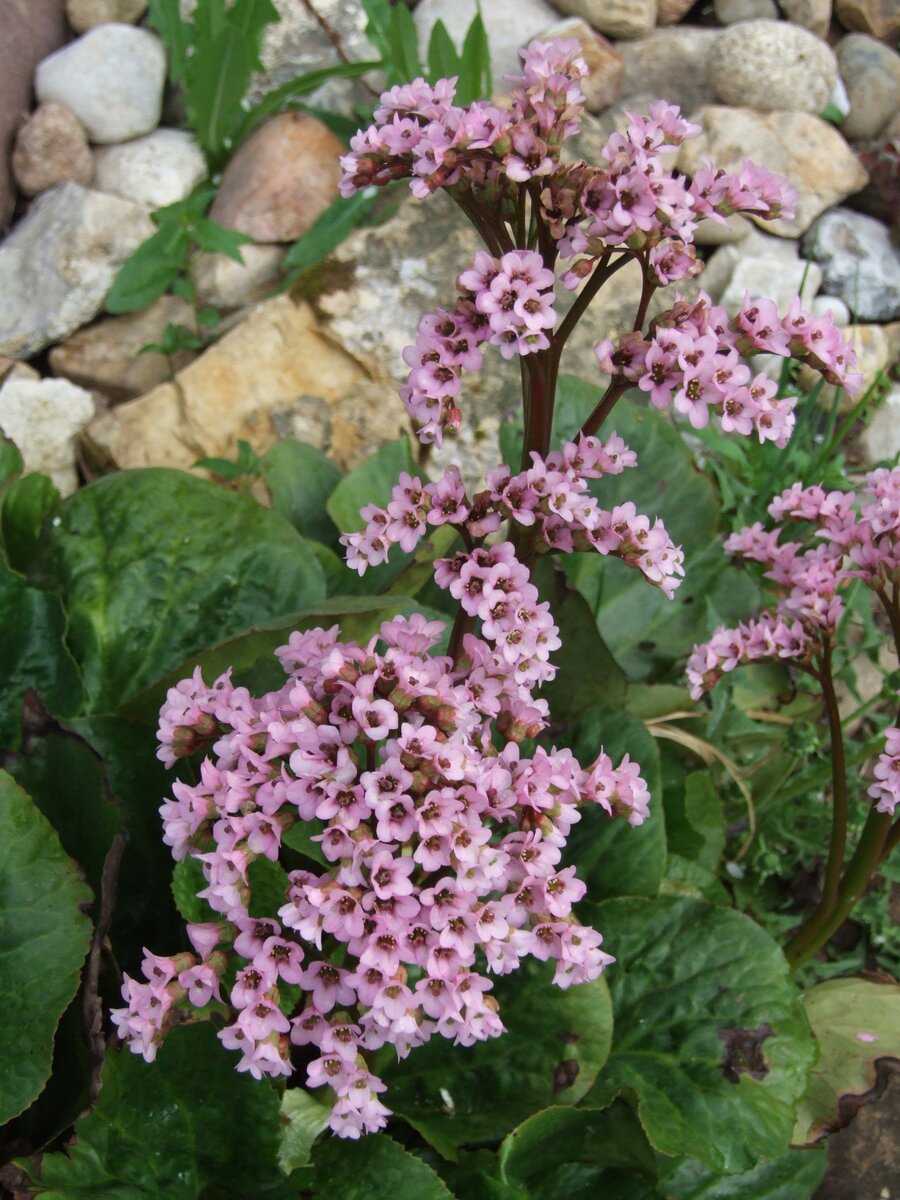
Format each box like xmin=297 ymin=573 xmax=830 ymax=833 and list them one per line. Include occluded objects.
xmin=668 ymin=771 xmax=725 ymax=871
xmin=185 ymin=0 xmax=280 ymax=167
xmin=33 ymin=1024 xmax=283 ymax=1199
xmin=117 ymin=594 xmax=408 ymax=724
xmin=427 ymin=19 xmax=462 ymax=83
xmin=9 ymin=731 xmax=119 ymax=900
xmin=104 ymin=222 xmax=189 ymax=314
xmin=191 ymin=217 xmax=252 ymax=262
xmin=307 ymin=1132 xmax=454 ymax=1199
xmin=171 ymin=857 xmax=207 ymax=925
xmin=457 ymin=13 xmax=492 ymax=104
xmin=499 ymin=1103 xmax=657 ymax=1194
xmin=0 ymin=438 xmax=24 ymax=486
xmin=237 ymin=61 xmax=382 ymax=144
xmin=2 ymin=471 xmax=60 ymax=574
xmin=278 ymin=1089 xmax=331 ymax=1174
xmin=538 ymin=579 xmax=627 ymax=722
xmin=385 ymin=960 xmax=613 ymax=1157
xmin=327 ymin=436 xmax=416 ymax=535
xmin=0 ymin=771 xmax=92 ymax=1125
xmin=584 ymin=896 xmax=816 ymax=1173
xmin=793 ymin=976 xmax=900 ymax=1145
xmin=0 ymin=558 xmax=82 ymax=752
xmin=660 ymin=854 xmax=730 ymax=906
xmin=561 ymin=709 xmax=666 ymax=900
xmin=147 ymin=0 xmax=191 ymax=85
xmin=387 ymin=1 xmax=422 ymax=83
xmin=282 ymin=820 xmax=328 ymax=867
xmin=260 ymin=438 xmax=343 ymax=546
xmin=282 ymin=189 xmax=378 ymax=282
xmin=32 ymin=468 xmax=327 ymax=713
xmin=659 ymin=1146 xmax=828 ymax=1199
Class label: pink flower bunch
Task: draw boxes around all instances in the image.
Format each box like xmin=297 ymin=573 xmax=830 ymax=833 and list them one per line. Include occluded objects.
xmin=401 ymin=249 xmax=556 ymax=443
xmin=340 ymin=40 xmax=587 ymax=200
xmin=596 ymin=292 xmax=861 ymax=446
xmin=115 ymin=614 xmax=649 ymax=1138
xmin=868 ymin=725 xmax=900 ymax=815
xmin=687 ymin=466 xmax=900 ymax=699
xmin=341 ymin=433 xmax=684 ymax=603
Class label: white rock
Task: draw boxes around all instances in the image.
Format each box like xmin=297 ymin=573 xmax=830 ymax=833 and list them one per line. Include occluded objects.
xmin=860 ymin=386 xmax=900 ymax=465
xmin=0 ymin=377 xmax=95 ymax=495
xmin=802 ymin=207 xmax=900 ymax=321
xmin=700 ymin=228 xmax=823 ymax=312
xmin=92 ymin=130 xmax=207 ymax=210
xmin=550 ymin=0 xmax=657 ymax=39
xmin=414 ymin=0 xmax=560 ymax=82
xmin=35 ymin=24 xmax=166 ymax=145
xmin=0 ymin=182 xmax=154 ymax=358
xmin=192 ymin=244 xmax=287 ymax=310
xmin=810 ymin=295 xmax=851 ymax=325
xmin=708 ymin=19 xmax=838 ymax=114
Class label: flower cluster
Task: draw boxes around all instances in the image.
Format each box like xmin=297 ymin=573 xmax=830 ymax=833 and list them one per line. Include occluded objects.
xmin=401 ymin=249 xmax=556 ymax=443
xmin=868 ymin=725 xmax=900 ymax=816
xmin=596 ymin=292 xmax=861 ymax=447
xmin=114 ymin=615 xmax=649 ymax=1138
xmin=342 ymin=433 xmax=684 ymax=606
xmin=687 ymin=466 xmax=900 ymax=699
xmin=340 ymin=39 xmax=588 ymax=200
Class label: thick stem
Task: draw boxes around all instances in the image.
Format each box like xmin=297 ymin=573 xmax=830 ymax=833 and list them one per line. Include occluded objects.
xmin=580 ymin=379 xmax=631 ymax=436
xmin=786 ymin=808 xmax=892 ymax=969
xmin=447 ymin=609 xmax=475 ymax=664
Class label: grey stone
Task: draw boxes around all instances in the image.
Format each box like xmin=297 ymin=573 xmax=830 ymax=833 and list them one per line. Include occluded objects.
xmin=678 ymin=107 xmax=869 ymax=238
xmin=700 ymin=228 xmax=823 ymax=312
xmin=192 ymin=244 xmax=288 ymax=310
xmin=35 ymin=24 xmax=166 ymax=144
xmin=802 ymin=207 xmax=900 ymax=321
xmin=550 ymin=0 xmax=657 ymax=39
xmin=780 ymin=0 xmax=832 ymax=38
xmin=93 ymin=129 xmax=207 ymax=209
xmin=0 ymin=376 xmax=95 ymax=494
xmin=414 ymin=0 xmax=561 ymax=82
xmin=714 ymin=0 xmax=778 ymax=23
xmin=811 ymin=295 xmax=852 ymax=324
xmin=709 ymin=19 xmax=838 ymax=114
xmin=617 ymin=28 xmax=720 ymax=113
xmin=0 ymin=182 xmax=154 ymax=358
xmin=837 ymin=35 xmax=900 ymax=143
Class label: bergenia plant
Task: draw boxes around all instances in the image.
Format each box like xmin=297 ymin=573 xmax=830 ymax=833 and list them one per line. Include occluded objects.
xmin=111 ymin=39 xmax=863 ymax=1138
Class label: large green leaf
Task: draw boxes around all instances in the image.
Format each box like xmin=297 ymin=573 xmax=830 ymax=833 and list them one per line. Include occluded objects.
xmin=584 ymin=897 xmax=815 ymax=1174
xmin=499 ymin=1103 xmax=657 ymax=1196
xmin=0 ymin=559 xmax=82 ymax=751
xmin=33 ymin=1024 xmax=283 ymax=1199
xmin=553 ymin=380 xmax=757 ymax=678
xmin=561 ymin=709 xmax=666 ymax=901
xmin=384 ymin=961 xmax=613 ymax=1158
xmin=260 ymin=438 xmax=343 ymax=547
xmin=793 ymin=976 xmax=900 ymax=1145
xmin=277 ymin=1089 xmax=331 ymax=1174
xmin=32 ymin=468 xmax=327 ymax=713
xmin=659 ymin=1146 xmax=828 ymax=1199
xmin=2 ymin=471 xmax=60 ymax=574
xmin=537 ymin=579 xmax=627 ymax=722
xmin=307 ymin=1134 xmax=453 ymax=1199
xmin=0 ymin=772 xmax=92 ymax=1125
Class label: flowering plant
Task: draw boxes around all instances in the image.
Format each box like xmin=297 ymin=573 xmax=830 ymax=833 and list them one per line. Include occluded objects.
xmin=103 ymin=38 xmax=879 ymax=1163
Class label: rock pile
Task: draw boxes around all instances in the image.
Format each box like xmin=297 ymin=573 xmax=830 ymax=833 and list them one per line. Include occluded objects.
xmin=0 ymin=0 xmax=897 ymax=491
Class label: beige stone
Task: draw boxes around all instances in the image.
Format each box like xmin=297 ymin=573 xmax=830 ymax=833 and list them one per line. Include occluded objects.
xmin=66 ymin=0 xmax=148 ymax=31
xmin=12 ymin=102 xmax=93 ymax=197
xmin=709 ymin=19 xmax=838 ymax=114
xmin=836 ymin=34 xmax=900 ymax=142
xmin=780 ymin=0 xmax=832 ymax=38
xmin=192 ymin=244 xmax=287 ymax=310
xmin=835 ymin=0 xmax=900 ymax=40
xmin=678 ymin=107 xmax=869 ymax=237
xmin=209 ymin=112 xmax=343 ymax=243
xmin=85 ymin=295 xmax=410 ymax=472
xmin=540 ymin=18 xmax=625 ymax=112
xmin=48 ymin=295 xmax=197 ymax=401
xmin=860 ymin=384 xmax=900 ymax=466
xmin=551 ymin=0 xmax=657 ymax=39
xmin=617 ymin=28 xmax=720 ymax=113
xmin=798 ymin=323 xmax=894 ymax=399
